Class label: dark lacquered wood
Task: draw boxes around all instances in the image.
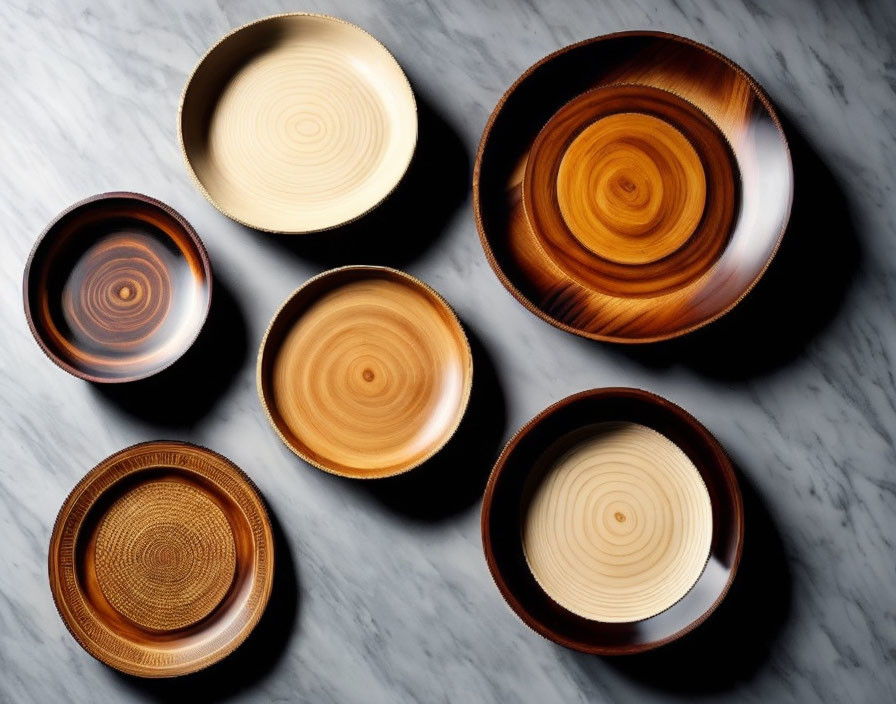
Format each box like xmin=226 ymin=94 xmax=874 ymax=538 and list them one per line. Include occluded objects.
xmin=48 ymin=441 xmax=274 ymax=677
xmin=23 ymin=193 xmax=212 ymax=382
xmin=474 ymin=31 xmax=793 ymax=342
xmin=481 ymin=388 xmax=744 ymax=654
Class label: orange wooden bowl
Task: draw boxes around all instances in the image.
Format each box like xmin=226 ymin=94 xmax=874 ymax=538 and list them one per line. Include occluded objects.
xmin=48 ymin=441 xmax=274 ymax=677
xmin=482 ymin=389 xmax=743 ymax=654
xmin=474 ymin=32 xmax=793 ymax=342
xmin=23 ymin=193 xmax=212 ymax=382
xmin=257 ymin=266 xmax=473 ymax=478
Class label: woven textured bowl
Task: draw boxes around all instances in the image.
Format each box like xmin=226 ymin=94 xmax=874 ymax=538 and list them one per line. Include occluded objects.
xmin=482 ymin=388 xmax=743 ymax=654
xmin=258 ymin=266 xmax=472 ymax=478
xmin=48 ymin=441 xmax=274 ymax=677
xmin=474 ymin=31 xmax=793 ymax=342
xmin=23 ymin=193 xmax=212 ymax=382
xmin=180 ymin=13 xmax=417 ymax=233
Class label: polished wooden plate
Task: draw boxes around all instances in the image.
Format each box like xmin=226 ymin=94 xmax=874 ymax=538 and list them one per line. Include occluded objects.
xmin=23 ymin=193 xmax=212 ymax=383
xmin=482 ymin=388 xmax=743 ymax=654
xmin=49 ymin=441 xmax=274 ymax=677
xmin=257 ymin=266 xmax=472 ymax=478
xmin=474 ymin=32 xmax=793 ymax=342
xmin=180 ymin=13 xmax=418 ymax=233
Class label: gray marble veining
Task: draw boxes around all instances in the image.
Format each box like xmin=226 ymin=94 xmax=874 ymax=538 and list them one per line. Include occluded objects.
xmin=1 ymin=0 xmax=894 ymax=702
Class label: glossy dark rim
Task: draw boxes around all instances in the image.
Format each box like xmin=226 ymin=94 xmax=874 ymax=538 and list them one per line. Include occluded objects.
xmin=472 ymin=30 xmax=794 ymax=343
xmin=47 ymin=440 xmax=274 ymax=678
xmin=22 ymin=192 xmax=213 ymax=383
xmin=481 ymin=388 xmax=744 ymax=654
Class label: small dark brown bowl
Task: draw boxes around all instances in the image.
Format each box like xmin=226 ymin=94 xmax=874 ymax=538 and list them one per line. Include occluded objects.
xmin=23 ymin=193 xmax=212 ymax=383
xmin=481 ymin=388 xmax=743 ymax=654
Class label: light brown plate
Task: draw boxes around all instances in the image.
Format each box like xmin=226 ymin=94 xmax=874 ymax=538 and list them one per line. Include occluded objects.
xmin=257 ymin=266 xmax=472 ymax=478
xmin=482 ymin=388 xmax=743 ymax=654
xmin=474 ymin=31 xmax=793 ymax=342
xmin=180 ymin=13 xmax=418 ymax=233
xmin=23 ymin=193 xmax=212 ymax=383
xmin=49 ymin=441 xmax=274 ymax=677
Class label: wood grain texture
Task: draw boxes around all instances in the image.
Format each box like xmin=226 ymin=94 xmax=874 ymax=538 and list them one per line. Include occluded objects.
xmin=48 ymin=441 xmax=274 ymax=678
xmin=474 ymin=32 xmax=793 ymax=342
xmin=257 ymin=266 xmax=472 ymax=478
xmin=482 ymin=388 xmax=743 ymax=654
xmin=23 ymin=193 xmax=212 ymax=383
xmin=180 ymin=13 xmax=417 ymax=234
xmin=522 ymin=422 xmax=712 ymax=623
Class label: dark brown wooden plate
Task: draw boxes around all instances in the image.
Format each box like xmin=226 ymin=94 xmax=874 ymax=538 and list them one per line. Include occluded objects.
xmin=474 ymin=32 xmax=793 ymax=342
xmin=481 ymin=388 xmax=743 ymax=654
xmin=48 ymin=441 xmax=274 ymax=677
xmin=23 ymin=193 xmax=212 ymax=382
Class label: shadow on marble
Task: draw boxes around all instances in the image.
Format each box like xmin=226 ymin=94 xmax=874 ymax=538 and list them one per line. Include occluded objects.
xmin=254 ymin=86 xmax=470 ymax=269
xmin=570 ymin=458 xmax=792 ymax=694
xmin=90 ymin=272 xmax=248 ymax=428
xmin=603 ymin=110 xmax=861 ymax=380
xmin=335 ymin=319 xmax=506 ymax=522
xmin=112 ymin=504 xmax=300 ymax=703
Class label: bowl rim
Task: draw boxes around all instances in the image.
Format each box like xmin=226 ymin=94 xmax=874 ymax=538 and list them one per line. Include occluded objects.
xmin=256 ymin=264 xmax=474 ymax=479
xmin=47 ymin=440 xmax=275 ymax=678
xmin=480 ymin=387 xmax=745 ymax=654
xmin=177 ymin=12 xmax=419 ymax=235
xmin=22 ymin=191 xmax=213 ymax=384
xmin=472 ymin=29 xmax=794 ymax=343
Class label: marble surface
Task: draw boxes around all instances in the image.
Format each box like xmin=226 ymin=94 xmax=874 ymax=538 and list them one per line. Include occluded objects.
xmin=1 ymin=0 xmax=894 ymax=701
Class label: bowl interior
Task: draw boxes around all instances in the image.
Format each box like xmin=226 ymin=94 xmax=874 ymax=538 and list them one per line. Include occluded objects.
xmin=258 ymin=267 xmax=472 ymax=478
xmin=180 ymin=14 xmax=418 ymax=233
xmin=483 ymin=389 xmax=742 ymax=654
xmin=24 ymin=194 xmax=211 ymax=382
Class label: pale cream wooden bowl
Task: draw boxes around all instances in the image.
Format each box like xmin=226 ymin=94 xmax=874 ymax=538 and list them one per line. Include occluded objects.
xmin=180 ymin=14 xmax=418 ymax=233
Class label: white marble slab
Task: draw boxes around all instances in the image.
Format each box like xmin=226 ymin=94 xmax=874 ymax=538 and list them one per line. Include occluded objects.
xmin=1 ymin=0 xmax=894 ymax=701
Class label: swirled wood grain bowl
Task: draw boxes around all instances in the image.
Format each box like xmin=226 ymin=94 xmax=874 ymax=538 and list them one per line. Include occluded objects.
xmin=474 ymin=31 xmax=793 ymax=342
xmin=23 ymin=193 xmax=212 ymax=383
xmin=482 ymin=388 xmax=743 ymax=654
xmin=48 ymin=442 xmax=274 ymax=677
xmin=180 ymin=13 xmax=418 ymax=233
xmin=258 ymin=266 xmax=473 ymax=478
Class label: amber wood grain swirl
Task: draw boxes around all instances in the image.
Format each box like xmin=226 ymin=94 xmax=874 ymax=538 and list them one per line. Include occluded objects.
xmin=257 ymin=266 xmax=473 ymax=478
xmin=48 ymin=441 xmax=274 ymax=677
xmin=23 ymin=193 xmax=212 ymax=383
xmin=180 ymin=13 xmax=418 ymax=233
xmin=473 ymin=32 xmax=793 ymax=342
xmin=482 ymin=388 xmax=743 ymax=654
xmin=523 ymin=84 xmax=738 ymax=297
xmin=522 ymin=422 xmax=712 ymax=623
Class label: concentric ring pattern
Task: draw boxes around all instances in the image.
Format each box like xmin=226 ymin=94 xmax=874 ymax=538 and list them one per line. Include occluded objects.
xmin=258 ymin=267 xmax=472 ymax=478
xmin=522 ymin=422 xmax=713 ymax=623
xmin=95 ymin=481 xmax=237 ymax=632
xmin=180 ymin=14 xmax=418 ymax=233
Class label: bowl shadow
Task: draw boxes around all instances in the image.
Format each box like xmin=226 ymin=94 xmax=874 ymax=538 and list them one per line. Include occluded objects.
xmin=112 ymin=504 xmax=300 ymax=702
xmin=603 ymin=109 xmax=861 ymax=379
xmin=568 ymin=457 xmax=792 ymax=693
xmin=91 ymin=272 xmax=248 ymax=428
xmin=334 ymin=319 xmax=506 ymax=522
xmin=254 ymin=86 xmax=470 ymax=269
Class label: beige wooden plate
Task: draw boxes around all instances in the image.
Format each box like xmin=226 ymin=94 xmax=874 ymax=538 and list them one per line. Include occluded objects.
xmin=180 ymin=13 xmax=418 ymax=233
xmin=522 ymin=422 xmax=712 ymax=623
xmin=257 ymin=266 xmax=473 ymax=478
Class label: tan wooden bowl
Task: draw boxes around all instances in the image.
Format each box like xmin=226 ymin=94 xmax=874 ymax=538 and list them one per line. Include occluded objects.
xmin=179 ymin=13 xmax=417 ymax=234
xmin=48 ymin=441 xmax=274 ymax=677
xmin=473 ymin=31 xmax=793 ymax=342
xmin=257 ymin=266 xmax=473 ymax=478
xmin=482 ymin=388 xmax=743 ymax=654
